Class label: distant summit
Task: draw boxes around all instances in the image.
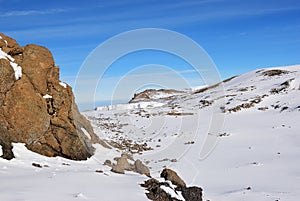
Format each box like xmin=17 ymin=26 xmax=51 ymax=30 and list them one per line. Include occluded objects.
xmin=129 ymin=89 xmax=185 ymax=103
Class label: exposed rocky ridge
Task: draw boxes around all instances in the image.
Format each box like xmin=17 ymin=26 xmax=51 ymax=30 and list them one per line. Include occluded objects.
xmin=129 ymin=89 xmax=185 ymax=103
xmin=0 ymin=33 xmax=107 ymax=160
xmin=126 ymin=67 xmax=300 ymax=115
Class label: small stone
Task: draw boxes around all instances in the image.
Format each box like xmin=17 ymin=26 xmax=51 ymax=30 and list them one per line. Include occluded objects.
xmin=32 ymin=163 xmax=42 ymax=168
xmin=95 ymin=170 xmax=103 ymax=173
xmin=104 ymin=160 xmax=112 ymax=167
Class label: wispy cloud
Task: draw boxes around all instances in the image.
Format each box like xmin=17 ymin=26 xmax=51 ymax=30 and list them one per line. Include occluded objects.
xmin=0 ymin=8 xmax=69 ymax=17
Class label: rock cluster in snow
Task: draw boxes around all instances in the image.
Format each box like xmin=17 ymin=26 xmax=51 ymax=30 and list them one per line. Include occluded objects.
xmin=110 ymin=153 xmax=151 ymax=177
xmin=0 ymin=33 xmax=107 ymax=160
xmin=141 ymin=168 xmax=203 ymax=201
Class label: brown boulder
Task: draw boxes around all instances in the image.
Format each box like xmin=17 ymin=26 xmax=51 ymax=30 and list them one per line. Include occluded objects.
xmin=3 ymin=74 xmax=50 ymax=144
xmin=161 ymin=168 xmax=186 ymax=189
xmin=0 ymin=33 xmax=23 ymax=56
xmin=0 ymin=33 xmax=107 ymax=160
xmin=21 ymin=44 xmax=55 ymax=94
xmin=0 ymin=59 xmax=15 ymax=106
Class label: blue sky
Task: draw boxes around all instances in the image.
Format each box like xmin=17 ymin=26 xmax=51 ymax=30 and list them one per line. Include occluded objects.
xmin=1 ymin=0 xmax=299 ymax=108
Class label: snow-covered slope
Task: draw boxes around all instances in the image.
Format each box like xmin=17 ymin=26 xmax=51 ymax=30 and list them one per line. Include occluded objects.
xmin=1 ymin=65 xmax=299 ymax=201
xmin=86 ymin=64 xmax=300 ymax=201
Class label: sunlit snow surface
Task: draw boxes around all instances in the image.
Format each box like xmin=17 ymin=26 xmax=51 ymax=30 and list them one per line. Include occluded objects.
xmin=0 ymin=144 xmax=148 ymax=201
xmin=1 ymin=65 xmax=300 ymax=201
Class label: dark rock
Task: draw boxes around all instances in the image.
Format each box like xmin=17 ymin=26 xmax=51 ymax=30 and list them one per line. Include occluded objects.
xmin=181 ymin=186 xmax=203 ymax=201
xmin=281 ymin=106 xmax=289 ymax=112
xmin=261 ymin=69 xmax=289 ymax=76
xmin=0 ymin=136 xmax=14 ymax=160
xmin=246 ymin=186 xmax=251 ymax=190
xmin=141 ymin=178 xmax=180 ymax=201
xmin=32 ymin=163 xmax=42 ymax=168
xmin=104 ymin=159 xmax=112 ymax=167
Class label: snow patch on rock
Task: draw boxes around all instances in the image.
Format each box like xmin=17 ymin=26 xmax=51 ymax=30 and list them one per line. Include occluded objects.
xmin=59 ymin=82 xmax=67 ymax=88
xmin=81 ymin=127 xmax=91 ymax=140
xmin=42 ymin=94 xmax=52 ymax=99
xmin=0 ymin=36 xmax=8 ymax=47
xmin=161 ymin=185 xmax=185 ymax=200
xmin=9 ymin=61 xmax=22 ymax=80
xmin=0 ymin=48 xmax=22 ymax=80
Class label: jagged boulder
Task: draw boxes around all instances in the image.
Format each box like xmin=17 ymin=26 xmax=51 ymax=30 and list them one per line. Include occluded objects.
xmin=0 ymin=33 xmax=107 ymax=160
xmin=111 ymin=154 xmax=134 ymax=174
xmin=161 ymin=168 xmax=186 ymax=189
xmin=110 ymin=153 xmax=150 ymax=176
xmin=141 ymin=168 xmax=203 ymax=201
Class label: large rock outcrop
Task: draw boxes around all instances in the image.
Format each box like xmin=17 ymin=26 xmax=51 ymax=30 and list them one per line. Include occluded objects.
xmin=0 ymin=33 xmax=107 ymax=160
